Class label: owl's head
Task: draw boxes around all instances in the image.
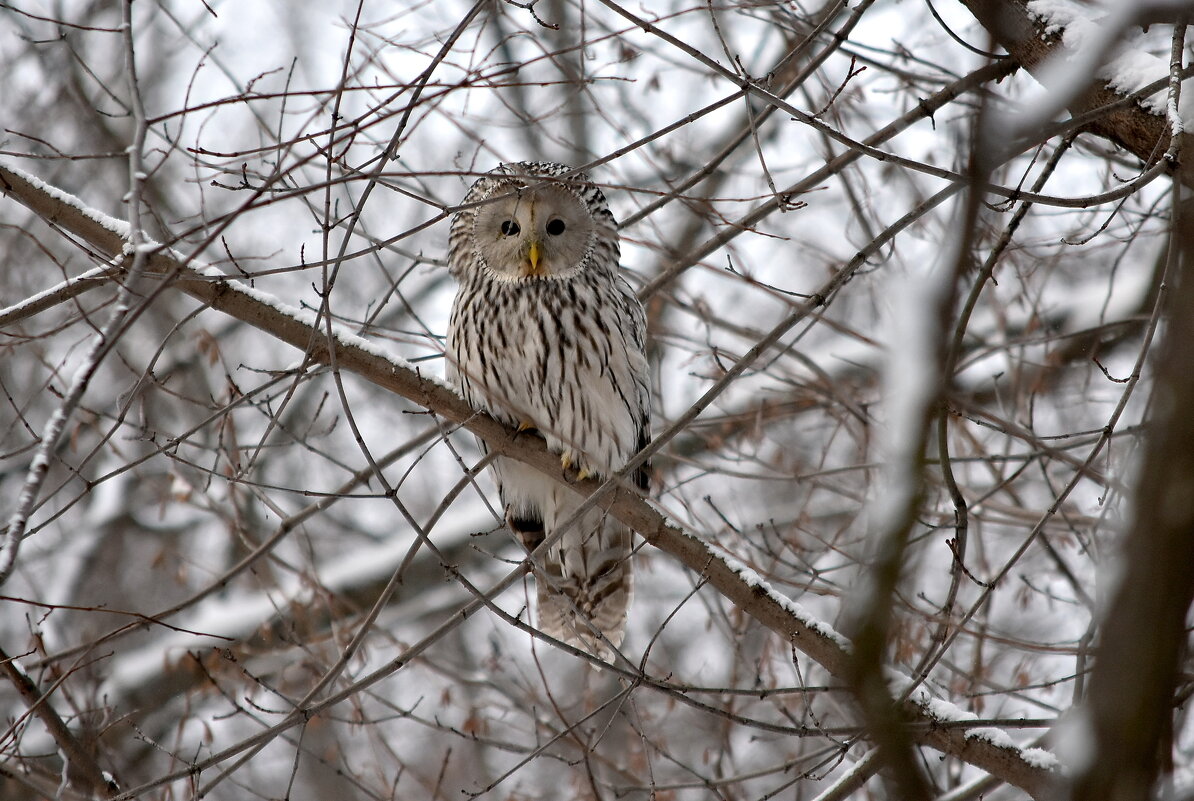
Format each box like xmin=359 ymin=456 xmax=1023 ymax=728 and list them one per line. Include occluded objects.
xmin=450 ymin=162 xmax=618 ymax=282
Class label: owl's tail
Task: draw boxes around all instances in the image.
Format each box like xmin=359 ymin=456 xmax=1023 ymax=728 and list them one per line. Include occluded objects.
xmin=534 ymin=501 xmax=633 ymax=659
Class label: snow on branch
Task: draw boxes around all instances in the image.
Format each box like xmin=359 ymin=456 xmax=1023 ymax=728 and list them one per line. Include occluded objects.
xmin=963 ymin=0 xmax=1194 ymax=179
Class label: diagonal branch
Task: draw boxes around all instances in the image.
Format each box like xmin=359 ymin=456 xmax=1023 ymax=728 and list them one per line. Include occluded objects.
xmin=0 ymin=162 xmax=1059 ymax=798
xmin=0 ymin=645 xmax=119 ymax=799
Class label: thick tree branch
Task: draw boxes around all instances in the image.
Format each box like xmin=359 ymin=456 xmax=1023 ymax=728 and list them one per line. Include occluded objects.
xmin=961 ymin=0 xmax=1194 ymax=180
xmin=0 ymin=162 xmax=1059 ymax=798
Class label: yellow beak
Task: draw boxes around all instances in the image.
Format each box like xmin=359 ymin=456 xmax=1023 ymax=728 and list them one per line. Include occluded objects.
xmin=525 ymin=240 xmax=543 ymax=276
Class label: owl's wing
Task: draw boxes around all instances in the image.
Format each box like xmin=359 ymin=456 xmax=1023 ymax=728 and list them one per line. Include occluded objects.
xmin=620 ymin=274 xmax=653 ymax=494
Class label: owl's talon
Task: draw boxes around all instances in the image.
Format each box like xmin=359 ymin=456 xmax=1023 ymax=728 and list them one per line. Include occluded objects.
xmin=560 ymin=451 xmax=592 ymax=480
xmin=517 ymin=421 xmax=536 ymax=432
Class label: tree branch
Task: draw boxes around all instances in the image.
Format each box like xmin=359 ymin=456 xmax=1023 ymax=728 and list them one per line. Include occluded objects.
xmin=0 ymin=645 xmax=119 ymax=799
xmin=960 ymin=0 xmax=1194 ymax=179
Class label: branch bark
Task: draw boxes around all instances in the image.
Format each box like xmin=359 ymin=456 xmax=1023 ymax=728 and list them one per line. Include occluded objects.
xmin=0 ymin=162 xmax=1060 ymax=799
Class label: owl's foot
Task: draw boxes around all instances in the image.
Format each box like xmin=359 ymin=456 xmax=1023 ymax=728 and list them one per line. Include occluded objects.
xmin=517 ymin=420 xmax=537 ymax=433
xmin=560 ymin=450 xmax=593 ymax=481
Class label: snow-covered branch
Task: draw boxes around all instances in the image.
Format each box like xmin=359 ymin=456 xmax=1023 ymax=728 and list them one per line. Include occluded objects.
xmin=963 ymin=0 xmax=1194 ymax=178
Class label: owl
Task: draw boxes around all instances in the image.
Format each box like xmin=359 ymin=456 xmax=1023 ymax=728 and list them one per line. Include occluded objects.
xmin=446 ymin=161 xmax=650 ymax=657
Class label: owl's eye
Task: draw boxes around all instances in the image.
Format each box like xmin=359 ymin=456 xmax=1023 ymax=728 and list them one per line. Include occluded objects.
xmin=499 ymin=220 xmax=521 ymax=236
xmin=545 ymin=218 xmax=567 ymax=236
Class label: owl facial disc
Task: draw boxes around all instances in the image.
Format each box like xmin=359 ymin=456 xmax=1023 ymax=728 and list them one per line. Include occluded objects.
xmin=473 ymin=183 xmax=596 ymax=280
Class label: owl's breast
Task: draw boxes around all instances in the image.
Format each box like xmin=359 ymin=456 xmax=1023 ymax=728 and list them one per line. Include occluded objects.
xmin=448 ymin=276 xmax=647 ymax=475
